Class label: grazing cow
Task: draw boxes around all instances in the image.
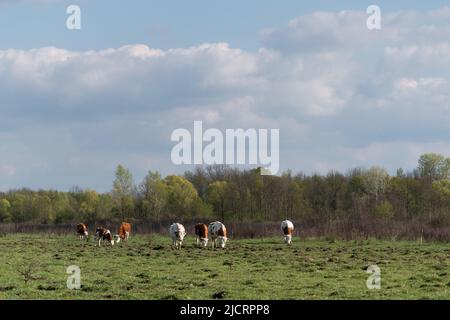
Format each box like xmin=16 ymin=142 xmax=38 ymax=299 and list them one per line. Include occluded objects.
xmin=281 ymin=220 xmax=294 ymax=245
xmin=208 ymin=221 xmax=228 ymax=248
xmin=115 ymin=222 xmax=131 ymax=243
xmin=95 ymin=227 xmax=115 ymax=247
xmin=195 ymin=223 xmax=208 ymax=247
xmin=169 ymin=223 xmax=186 ymax=249
xmin=76 ymin=223 xmax=88 ymax=241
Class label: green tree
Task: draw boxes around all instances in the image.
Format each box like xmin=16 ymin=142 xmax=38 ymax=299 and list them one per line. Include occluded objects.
xmin=205 ymin=181 xmax=228 ymax=221
xmin=418 ymin=153 xmax=450 ymax=182
xmin=111 ymin=165 xmax=135 ymax=220
xmin=33 ymin=194 xmax=54 ymax=223
xmin=97 ymin=194 xmax=114 ymax=220
xmin=0 ymin=199 xmax=12 ymax=222
xmin=10 ymin=193 xmax=30 ymax=223
xmin=165 ymin=175 xmax=199 ymax=218
xmin=53 ymin=192 xmax=75 ymax=223
xmin=139 ymin=171 xmax=168 ymax=221
xmin=432 ymin=179 xmax=450 ymax=209
xmin=375 ymin=200 xmax=394 ymax=219
xmin=79 ymin=189 xmax=100 ymax=221
xmin=362 ymin=166 xmax=390 ymax=202
xmin=433 ymin=179 xmax=450 ymax=195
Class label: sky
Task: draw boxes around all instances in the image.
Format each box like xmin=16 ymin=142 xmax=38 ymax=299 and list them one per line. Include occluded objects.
xmin=0 ymin=0 xmax=449 ymax=191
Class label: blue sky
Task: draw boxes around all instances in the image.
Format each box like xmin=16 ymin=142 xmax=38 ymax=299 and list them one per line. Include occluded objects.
xmin=0 ymin=1 xmax=449 ymax=191
xmin=1 ymin=0 xmax=449 ymax=51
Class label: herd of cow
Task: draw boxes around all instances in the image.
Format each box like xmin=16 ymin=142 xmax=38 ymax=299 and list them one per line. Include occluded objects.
xmin=76 ymin=219 xmax=295 ymax=249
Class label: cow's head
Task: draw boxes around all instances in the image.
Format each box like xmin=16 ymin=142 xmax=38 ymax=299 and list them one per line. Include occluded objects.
xmin=177 ymin=230 xmax=186 ymax=242
xmin=104 ymin=230 xmax=115 ymax=246
xmin=200 ymin=237 xmax=208 ymax=247
xmin=217 ymin=236 xmax=228 ymax=248
xmin=114 ymin=234 xmax=121 ymax=243
xmin=284 ymin=234 xmax=292 ymax=245
xmin=177 ymin=232 xmax=186 ymax=243
xmin=95 ymin=228 xmax=103 ymax=238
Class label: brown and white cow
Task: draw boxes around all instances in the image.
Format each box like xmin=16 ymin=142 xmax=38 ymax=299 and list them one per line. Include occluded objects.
xmin=95 ymin=227 xmax=115 ymax=246
xmin=76 ymin=223 xmax=88 ymax=241
xmin=195 ymin=223 xmax=208 ymax=247
xmin=281 ymin=220 xmax=294 ymax=245
xmin=208 ymin=221 xmax=228 ymax=248
xmin=115 ymin=222 xmax=131 ymax=243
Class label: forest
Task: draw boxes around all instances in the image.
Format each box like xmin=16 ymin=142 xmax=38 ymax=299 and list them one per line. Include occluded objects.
xmin=0 ymin=153 xmax=449 ymax=240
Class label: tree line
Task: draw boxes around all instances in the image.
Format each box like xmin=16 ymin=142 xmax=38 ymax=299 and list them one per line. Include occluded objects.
xmin=0 ymin=153 xmax=449 ymax=238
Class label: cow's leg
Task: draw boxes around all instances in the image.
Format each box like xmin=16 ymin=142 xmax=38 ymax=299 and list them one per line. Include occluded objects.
xmin=196 ymin=237 xmax=199 ymax=247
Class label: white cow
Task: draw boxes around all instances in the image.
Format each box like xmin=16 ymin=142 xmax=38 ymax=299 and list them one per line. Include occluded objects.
xmin=169 ymin=223 xmax=186 ymax=249
xmin=208 ymin=221 xmax=228 ymax=248
xmin=281 ymin=220 xmax=294 ymax=245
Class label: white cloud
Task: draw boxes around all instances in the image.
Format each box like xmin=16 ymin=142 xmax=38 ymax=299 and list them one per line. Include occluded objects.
xmin=263 ymin=7 xmax=450 ymax=53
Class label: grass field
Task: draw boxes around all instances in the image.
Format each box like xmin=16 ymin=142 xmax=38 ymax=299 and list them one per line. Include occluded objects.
xmin=0 ymin=234 xmax=449 ymax=299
